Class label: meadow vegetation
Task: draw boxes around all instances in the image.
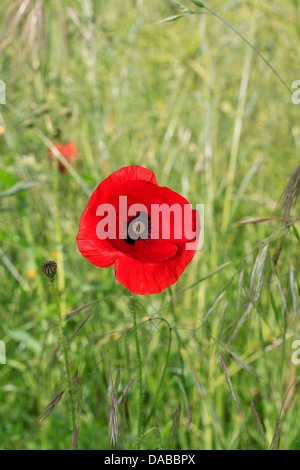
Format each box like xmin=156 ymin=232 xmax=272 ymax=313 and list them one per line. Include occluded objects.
xmin=0 ymin=0 xmax=299 ymax=450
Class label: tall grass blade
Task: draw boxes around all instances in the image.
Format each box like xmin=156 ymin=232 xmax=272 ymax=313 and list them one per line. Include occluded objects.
xmin=167 ymin=403 xmax=181 ymax=450
xmin=109 ymin=392 xmax=119 ymax=449
xmin=270 ymin=421 xmax=280 ymax=450
xmin=38 ymin=390 xmax=65 ymax=424
xmin=218 ymin=353 xmax=243 ymax=420
xmin=71 ymin=423 xmax=79 ymax=450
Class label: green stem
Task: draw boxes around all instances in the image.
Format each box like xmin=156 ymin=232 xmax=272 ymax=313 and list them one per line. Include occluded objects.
xmin=132 ymin=293 xmax=143 ymax=439
xmin=50 ymin=279 xmax=76 ymax=433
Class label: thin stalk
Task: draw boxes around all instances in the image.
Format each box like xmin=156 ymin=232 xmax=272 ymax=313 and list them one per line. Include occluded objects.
xmin=196 ymin=2 xmax=293 ymax=96
xmin=222 ymin=36 xmax=253 ymax=232
xmin=50 ymin=279 xmax=76 ymax=433
xmin=132 ymin=293 xmax=143 ymax=439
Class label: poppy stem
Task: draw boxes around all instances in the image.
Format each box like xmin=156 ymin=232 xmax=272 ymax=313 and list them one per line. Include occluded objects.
xmin=50 ymin=279 xmax=76 ymax=436
xmin=132 ymin=293 xmax=143 ymax=439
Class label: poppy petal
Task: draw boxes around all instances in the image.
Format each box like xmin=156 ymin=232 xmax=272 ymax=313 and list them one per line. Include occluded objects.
xmin=110 ymin=238 xmax=178 ymax=263
xmin=87 ymin=165 xmax=157 ymax=208
xmin=77 ymin=205 xmax=119 ymax=267
xmin=77 ymin=237 xmax=119 ymax=267
xmin=114 ymin=244 xmax=196 ymax=295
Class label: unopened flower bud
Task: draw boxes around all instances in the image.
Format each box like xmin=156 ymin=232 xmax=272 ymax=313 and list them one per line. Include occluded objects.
xmin=41 ymin=260 xmax=57 ymax=280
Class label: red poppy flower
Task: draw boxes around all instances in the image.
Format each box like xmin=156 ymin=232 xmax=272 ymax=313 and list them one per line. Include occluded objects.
xmin=76 ymin=166 xmax=200 ymax=295
xmin=48 ymin=142 xmax=78 ymax=174
xmin=48 ymin=142 xmax=63 ymax=159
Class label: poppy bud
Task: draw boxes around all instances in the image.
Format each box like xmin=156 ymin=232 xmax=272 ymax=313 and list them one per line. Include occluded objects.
xmin=41 ymin=260 xmax=57 ymax=280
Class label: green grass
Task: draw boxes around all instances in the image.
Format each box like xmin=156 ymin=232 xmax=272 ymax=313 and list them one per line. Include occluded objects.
xmin=0 ymin=0 xmax=299 ymax=450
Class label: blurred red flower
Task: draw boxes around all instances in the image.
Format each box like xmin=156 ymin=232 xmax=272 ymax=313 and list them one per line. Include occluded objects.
xmin=48 ymin=142 xmax=78 ymax=174
xmin=76 ymin=166 xmax=200 ymax=295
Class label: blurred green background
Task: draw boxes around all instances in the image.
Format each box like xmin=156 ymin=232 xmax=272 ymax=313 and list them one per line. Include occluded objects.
xmin=0 ymin=0 xmax=299 ymax=450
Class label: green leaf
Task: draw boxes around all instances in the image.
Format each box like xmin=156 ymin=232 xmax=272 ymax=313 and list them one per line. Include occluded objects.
xmin=0 ymin=182 xmax=36 ymax=199
xmin=295 ymin=439 xmax=300 ymax=450
xmin=157 ymin=14 xmax=185 ymax=24
xmin=191 ymin=0 xmax=205 ymax=7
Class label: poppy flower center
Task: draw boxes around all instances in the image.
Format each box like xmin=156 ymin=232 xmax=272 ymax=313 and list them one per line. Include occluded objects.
xmin=132 ymin=221 xmax=145 ymax=234
xmin=125 ymin=211 xmax=151 ymax=246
